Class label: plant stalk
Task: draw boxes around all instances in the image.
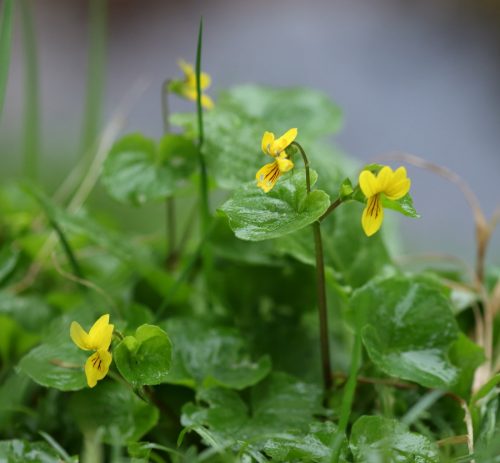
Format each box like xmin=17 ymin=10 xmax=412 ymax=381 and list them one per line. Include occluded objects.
xmin=292 ymin=141 xmax=332 ymax=391
xmin=195 ymin=18 xmax=210 ymax=231
xmin=313 ymin=221 xmax=333 ymax=391
xmin=195 ymin=18 xmax=213 ymax=307
xmin=331 ymin=333 xmax=362 ymax=461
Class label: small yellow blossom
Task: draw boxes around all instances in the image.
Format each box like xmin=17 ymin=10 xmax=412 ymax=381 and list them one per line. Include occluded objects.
xmin=256 ymin=128 xmax=297 ymax=192
xmin=358 ymin=166 xmax=411 ymax=237
xmin=177 ymin=60 xmax=214 ymax=109
xmin=70 ymin=314 xmax=114 ymax=388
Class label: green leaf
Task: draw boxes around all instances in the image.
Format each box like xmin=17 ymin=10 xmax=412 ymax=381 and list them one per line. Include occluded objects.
xmin=114 ymin=324 xmax=172 ymax=387
xmin=347 ymin=275 xmax=459 ymax=388
xmin=0 ymin=291 xmax=53 ymax=332
xmin=0 ymin=244 xmax=18 ymax=285
xmin=17 ymin=336 xmax=87 ymax=391
xmin=173 ymin=85 xmax=342 ymax=190
xmin=181 ymin=372 xmax=326 ymax=460
xmin=263 ymin=422 xmax=349 ymax=462
xmin=471 ymin=373 xmax=500 ymax=405
xmin=160 ymin=318 xmax=271 ymax=390
xmin=102 ymin=133 xmax=198 ymax=205
xmin=382 ymin=193 xmax=420 ymax=218
xmin=339 ymin=177 xmax=354 ymax=200
xmin=448 ymin=333 xmax=484 ymax=399
xmin=217 ymin=85 xmax=343 ymax=139
xmin=220 ymin=169 xmax=330 ymax=241
xmin=0 ymin=373 xmax=32 ymax=430
xmin=0 ymin=439 xmax=77 ymax=463
xmin=69 ymin=380 xmax=159 ymax=445
xmin=350 ymin=416 xmax=439 ymax=462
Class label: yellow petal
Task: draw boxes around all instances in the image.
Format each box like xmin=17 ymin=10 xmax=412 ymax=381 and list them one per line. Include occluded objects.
xmin=261 ymin=131 xmax=275 ymax=155
xmin=85 ymin=349 xmax=112 ymax=388
xmin=88 ymin=314 xmax=114 ymax=351
xmin=272 ymin=128 xmax=298 ymax=154
xmin=199 ymin=71 xmax=212 ymax=90
xmin=361 ymin=194 xmax=384 ymax=236
xmin=256 ymin=161 xmax=281 ymax=193
xmin=384 ymin=166 xmax=411 ymax=200
xmin=70 ymin=321 xmax=91 ymax=351
xmin=277 ymin=157 xmax=294 ymax=173
xmin=180 ymin=87 xmax=213 ymax=109
xmin=375 ymin=166 xmax=394 ymax=193
xmin=181 ymin=87 xmax=197 ymax=103
xmin=359 ymin=170 xmax=378 ymax=198
xmin=201 ymin=94 xmax=214 ymax=110
xmin=178 ymin=59 xmax=194 ymax=79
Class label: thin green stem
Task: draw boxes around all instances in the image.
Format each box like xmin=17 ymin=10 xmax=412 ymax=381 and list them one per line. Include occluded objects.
xmin=320 ymin=197 xmax=343 ymax=222
xmin=20 ymin=0 xmax=40 ymax=181
xmin=293 ymin=141 xmax=332 ymax=392
xmin=291 ymin=141 xmax=310 ymax=193
xmin=29 ymin=187 xmax=84 ymax=280
xmin=195 ymin=18 xmax=210 ymax=229
xmin=313 ymin=221 xmax=332 ymax=392
xmin=195 ymin=17 xmax=213 ymax=307
xmin=48 ymin=218 xmax=84 ymax=280
xmin=331 ymin=333 xmax=362 ymax=461
xmin=81 ymin=0 xmax=107 ymax=158
xmin=161 ymin=79 xmax=171 ymax=133
xmin=0 ymin=0 xmax=14 ymax=123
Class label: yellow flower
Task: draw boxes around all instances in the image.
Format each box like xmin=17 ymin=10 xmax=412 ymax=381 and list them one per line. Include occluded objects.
xmin=70 ymin=314 xmax=114 ymax=388
xmin=256 ymin=128 xmax=297 ymax=192
xmin=177 ymin=59 xmax=214 ymax=109
xmin=358 ymin=166 xmax=411 ymax=237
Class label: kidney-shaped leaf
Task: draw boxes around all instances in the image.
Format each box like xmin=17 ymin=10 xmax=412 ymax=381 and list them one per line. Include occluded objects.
xmin=102 ymin=133 xmax=197 ymax=205
xmin=114 ymin=324 xmax=172 ymax=387
xmin=0 ymin=439 xmax=77 ymax=463
xmin=219 ymin=169 xmax=330 ymax=241
xmin=17 ymin=337 xmax=87 ymax=391
xmin=181 ymin=373 xmax=326 ymax=460
xmin=160 ymin=318 xmax=271 ymax=390
xmin=350 ymin=416 xmax=439 ymax=463
xmin=347 ymin=275 xmax=459 ymax=388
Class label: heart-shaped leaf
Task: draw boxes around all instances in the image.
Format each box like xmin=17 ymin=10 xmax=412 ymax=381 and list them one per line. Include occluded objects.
xmin=220 ymin=169 xmax=330 ymax=241
xmin=114 ymin=324 xmax=172 ymax=387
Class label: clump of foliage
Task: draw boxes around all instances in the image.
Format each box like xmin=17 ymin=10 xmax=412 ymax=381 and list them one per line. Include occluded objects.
xmin=0 ymin=13 xmax=499 ymax=463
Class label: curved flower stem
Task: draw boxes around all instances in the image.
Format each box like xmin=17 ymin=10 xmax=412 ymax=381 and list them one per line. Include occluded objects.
xmin=292 ymin=141 xmax=332 ymax=391
xmin=319 ymin=197 xmax=343 ymax=222
xmin=161 ymin=79 xmax=178 ymax=269
xmin=291 ymin=141 xmax=311 ymax=193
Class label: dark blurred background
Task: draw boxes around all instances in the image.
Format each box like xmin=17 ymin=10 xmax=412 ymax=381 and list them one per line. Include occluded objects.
xmin=1 ymin=0 xmax=499 ymax=264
